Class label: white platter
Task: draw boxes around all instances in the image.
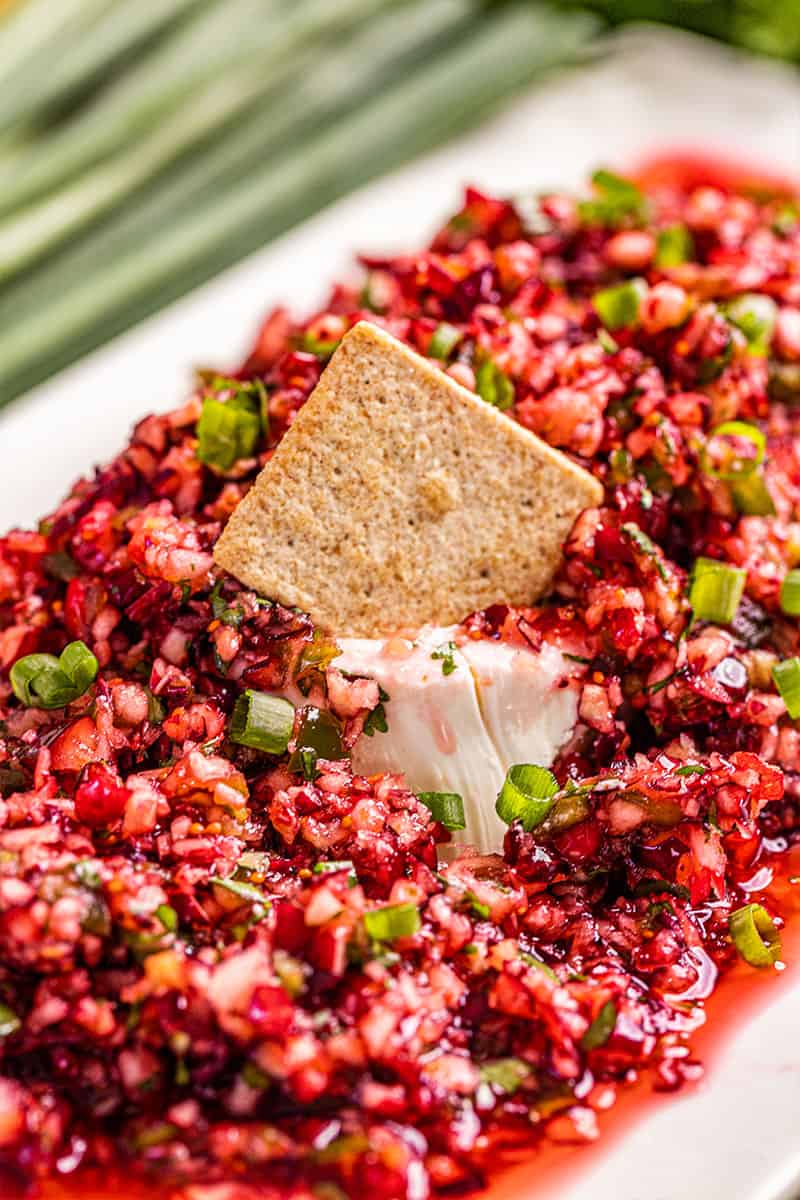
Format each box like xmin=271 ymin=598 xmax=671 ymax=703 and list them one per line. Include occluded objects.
xmin=2 ymin=26 xmax=800 ymax=1200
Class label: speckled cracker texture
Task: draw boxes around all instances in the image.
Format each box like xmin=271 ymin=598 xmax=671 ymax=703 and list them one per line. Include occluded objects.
xmin=213 ymin=321 xmax=603 ymax=635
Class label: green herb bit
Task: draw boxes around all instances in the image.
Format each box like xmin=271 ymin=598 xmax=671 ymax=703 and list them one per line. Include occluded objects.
xmin=229 ymin=690 xmax=294 ymax=754
xmin=654 ymin=223 xmax=694 ymax=267
xmin=633 ymin=879 xmax=690 ymax=901
xmin=675 ymin=764 xmax=706 ymax=777
xmin=428 ymin=322 xmax=462 ymax=361
xmin=156 ymin=903 xmax=178 ymax=933
xmin=465 ymin=891 xmax=490 ymax=920
xmin=479 ymin=1057 xmax=531 ymax=1094
xmin=581 ymin=999 xmax=617 ymax=1050
xmin=10 ymin=640 xmax=98 ymax=709
xmin=622 ymin=522 xmax=668 ymax=581
xmin=431 ymin=640 xmax=458 ymax=675
xmin=780 ymin=570 xmax=800 ymax=617
xmin=363 ymin=686 xmax=389 ymax=737
xmin=214 ymin=876 xmax=271 ymax=910
xmin=496 ymin=763 xmax=559 ymax=831
xmin=417 ymin=791 xmax=466 ymax=831
xmin=579 ymin=169 xmax=647 ymax=227
xmin=209 ymin=579 xmax=244 ymax=627
xmin=73 ymin=858 xmax=103 ymax=889
xmin=772 ymin=657 xmax=800 ymax=719
xmin=363 ymin=902 xmax=421 ymax=942
xmin=730 ymin=472 xmax=775 ymax=516
xmin=689 ymin=557 xmax=746 ymax=625
xmin=300 ymin=332 xmax=340 ymax=359
xmin=519 ymin=951 xmax=558 ymax=981
xmin=196 ymin=378 xmax=265 ymax=471
xmin=726 ymin=293 xmax=777 ymax=356
xmin=700 ymin=421 xmax=765 ymax=482
xmin=729 ymin=902 xmax=781 ymax=967
xmin=313 ymin=860 xmax=357 ymax=887
xmin=593 ymin=277 xmax=647 ymax=331
xmin=0 ymin=1003 xmax=21 ymax=1038
xmin=475 ymin=357 xmax=515 ymax=410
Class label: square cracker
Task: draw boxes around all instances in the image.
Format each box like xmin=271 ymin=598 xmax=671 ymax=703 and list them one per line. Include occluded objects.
xmin=213 ymin=321 xmax=603 ymax=635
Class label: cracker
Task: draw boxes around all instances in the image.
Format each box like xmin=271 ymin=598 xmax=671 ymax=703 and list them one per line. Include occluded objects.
xmin=213 ymin=321 xmax=603 ymax=635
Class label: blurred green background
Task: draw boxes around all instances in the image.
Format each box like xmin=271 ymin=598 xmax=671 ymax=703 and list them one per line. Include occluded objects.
xmin=0 ymin=0 xmax=795 ymax=405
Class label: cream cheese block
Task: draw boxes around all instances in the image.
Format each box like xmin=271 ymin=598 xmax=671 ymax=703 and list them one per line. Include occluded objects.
xmin=334 ymin=627 xmax=578 ymax=850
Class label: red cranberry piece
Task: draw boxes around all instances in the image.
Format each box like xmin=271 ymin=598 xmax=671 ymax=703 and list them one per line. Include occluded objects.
xmin=74 ymin=763 xmax=129 ymax=828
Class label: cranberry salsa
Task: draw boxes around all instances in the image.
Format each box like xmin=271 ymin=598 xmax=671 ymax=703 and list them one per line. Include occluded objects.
xmin=2 ymin=164 xmax=800 ymax=1200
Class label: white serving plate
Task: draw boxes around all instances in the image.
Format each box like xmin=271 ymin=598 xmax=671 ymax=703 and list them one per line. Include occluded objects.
xmin=3 ymin=26 xmax=800 ymax=1200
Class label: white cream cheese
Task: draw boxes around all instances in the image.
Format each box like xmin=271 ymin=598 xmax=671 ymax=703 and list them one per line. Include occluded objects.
xmin=334 ymin=627 xmax=578 ymax=851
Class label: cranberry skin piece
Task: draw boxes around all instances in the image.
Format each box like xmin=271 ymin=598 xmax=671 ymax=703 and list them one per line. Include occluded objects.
xmin=74 ymin=763 xmax=129 ymax=828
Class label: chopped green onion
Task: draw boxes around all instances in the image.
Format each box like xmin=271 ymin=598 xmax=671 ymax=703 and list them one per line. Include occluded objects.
xmin=0 ymin=1003 xmax=21 ymax=1038
xmin=729 ymin=903 xmax=781 ymax=967
xmin=417 ymin=791 xmax=466 ymax=831
xmin=73 ymin=859 xmax=102 ymax=889
xmin=311 ymin=864 xmax=357 ymax=883
xmin=428 ymin=322 xmax=461 ymax=361
xmin=475 ymin=357 xmax=514 ymax=410
xmin=520 ymin=950 xmax=558 ymax=981
xmin=479 ymin=1057 xmax=531 ymax=1093
xmin=633 ymin=878 xmax=690 ymax=900
xmin=237 ymin=851 xmax=270 ymax=872
xmin=597 ymin=328 xmax=619 ymax=354
xmin=430 ymin=641 xmax=458 ymax=675
xmin=155 ymin=903 xmax=178 ymax=933
xmin=580 ymin=999 xmax=617 ymax=1050
xmin=229 ymin=690 xmax=294 ymax=754
xmin=214 ymin=876 xmax=270 ymax=908
xmin=780 ymin=570 xmax=800 ymax=616
xmin=300 ymin=333 xmax=340 ymax=359
xmin=10 ymin=639 xmax=98 ymax=709
xmin=654 ymin=223 xmax=694 ymax=267
xmin=496 ymin=763 xmax=559 ymax=831
xmin=622 ymin=522 xmax=668 ymax=581
xmin=592 ymin=277 xmax=647 ymax=331
xmin=726 ymin=293 xmax=777 ymax=355
xmin=688 ymin=558 xmax=746 ymax=625
xmin=289 ymin=706 xmax=345 ymax=767
xmin=196 ymin=381 xmax=262 ymax=472
xmin=772 ymin=657 xmax=800 ymax=719
xmin=675 ymin=764 xmax=706 ymax=777
xmin=700 ymin=421 xmax=765 ymax=482
xmin=578 ymin=169 xmax=646 ymax=227
xmin=730 ymin=472 xmax=775 ymax=516
xmin=363 ymin=902 xmax=421 ymax=942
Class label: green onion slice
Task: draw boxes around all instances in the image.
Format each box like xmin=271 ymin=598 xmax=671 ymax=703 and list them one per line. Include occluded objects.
xmin=479 ymin=1057 xmax=531 ymax=1093
xmin=772 ymin=657 xmax=800 ymax=719
xmin=229 ymin=690 xmax=294 ymax=754
xmin=10 ymin=640 xmax=98 ymax=709
xmin=214 ymin=876 xmax=270 ymax=908
xmin=700 ymin=421 xmax=765 ymax=482
xmin=726 ymin=293 xmax=777 ymax=355
xmin=196 ymin=379 xmax=264 ymax=472
xmin=0 ymin=1003 xmax=21 ymax=1038
xmin=688 ymin=557 xmax=746 ymax=625
xmin=417 ymin=791 xmax=466 ymax=831
xmin=592 ymin=277 xmax=647 ymax=331
xmin=475 ymin=357 xmax=514 ymax=410
xmin=780 ymin=570 xmax=800 ymax=616
xmin=654 ymin=223 xmax=694 ymax=267
xmin=729 ymin=903 xmax=781 ymax=967
xmin=363 ymin=902 xmax=421 ymax=942
xmin=428 ymin=322 xmax=462 ymax=361
xmin=496 ymin=764 xmax=559 ymax=831
xmin=155 ymin=903 xmax=179 ymax=933
xmin=730 ymin=472 xmax=775 ymax=517
xmin=581 ymin=999 xmax=617 ymax=1050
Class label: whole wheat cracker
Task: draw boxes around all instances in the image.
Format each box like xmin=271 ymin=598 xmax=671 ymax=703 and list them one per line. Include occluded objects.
xmin=213 ymin=321 xmax=603 ymax=635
